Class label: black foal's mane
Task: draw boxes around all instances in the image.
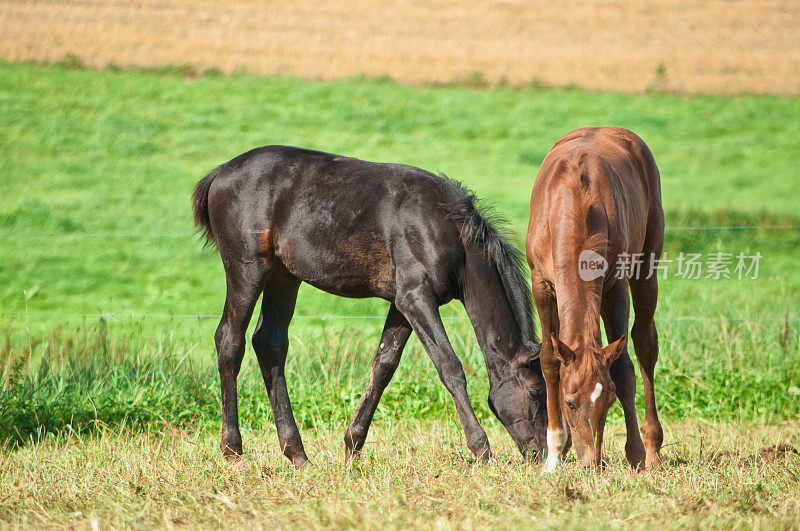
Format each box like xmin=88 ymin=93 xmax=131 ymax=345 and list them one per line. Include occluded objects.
xmin=436 ymin=175 xmax=540 ymax=351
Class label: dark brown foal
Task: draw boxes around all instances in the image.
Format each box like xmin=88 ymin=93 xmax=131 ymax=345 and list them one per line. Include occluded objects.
xmin=525 ymin=127 xmax=664 ymax=471
xmin=193 ymin=146 xmax=548 ymax=466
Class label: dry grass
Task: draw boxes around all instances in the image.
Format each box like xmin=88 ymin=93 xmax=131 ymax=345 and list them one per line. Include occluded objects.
xmin=1 ymin=0 xmax=798 ymax=94
xmin=2 ymin=419 xmax=799 ymax=528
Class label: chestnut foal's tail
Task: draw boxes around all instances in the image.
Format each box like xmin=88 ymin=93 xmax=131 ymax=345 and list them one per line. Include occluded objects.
xmin=192 ymin=166 xmax=221 ymax=248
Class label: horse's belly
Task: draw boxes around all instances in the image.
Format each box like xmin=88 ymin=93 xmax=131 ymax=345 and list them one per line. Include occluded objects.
xmin=277 ymin=250 xmax=396 ymax=301
xmin=301 ymin=276 xmax=394 ymax=300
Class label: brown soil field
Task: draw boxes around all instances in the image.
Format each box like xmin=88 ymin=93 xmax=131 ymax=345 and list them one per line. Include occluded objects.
xmin=1 ymin=0 xmax=799 ymax=94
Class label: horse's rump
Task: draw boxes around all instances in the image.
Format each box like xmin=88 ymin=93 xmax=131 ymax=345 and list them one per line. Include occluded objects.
xmin=528 ymin=127 xmax=663 ymax=277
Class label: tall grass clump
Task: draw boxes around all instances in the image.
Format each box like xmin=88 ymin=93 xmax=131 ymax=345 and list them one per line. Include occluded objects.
xmin=1 ymin=315 xmax=799 ymax=449
xmin=0 ymin=320 xmax=474 ymax=448
xmin=0 ymin=321 xmax=219 ymax=447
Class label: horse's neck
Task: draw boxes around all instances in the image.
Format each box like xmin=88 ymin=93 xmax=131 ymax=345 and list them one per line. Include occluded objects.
xmin=554 ymin=271 xmax=603 ymax=351
xmin=548 ymin=194 xmax=607 ymax=351
xmin=460 ymin=249 xmax=525 ymax=371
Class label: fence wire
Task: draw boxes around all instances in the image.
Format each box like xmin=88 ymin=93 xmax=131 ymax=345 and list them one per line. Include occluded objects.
xmin=0 ymin=312 xmax=797 ymax=323
xmin=1 ymin=224 xmax=796 ymax=324
xmin=0 ymin=225 xmax=799 ymax=239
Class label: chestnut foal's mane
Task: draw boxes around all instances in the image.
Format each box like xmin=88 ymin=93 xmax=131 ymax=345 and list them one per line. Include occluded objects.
xmin=557 ymin=160 xmax=609 ymax=353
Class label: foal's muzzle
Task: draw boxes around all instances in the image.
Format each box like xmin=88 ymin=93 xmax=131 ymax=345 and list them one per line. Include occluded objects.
xmin=523 ymin=442 xmax=545 ymax=463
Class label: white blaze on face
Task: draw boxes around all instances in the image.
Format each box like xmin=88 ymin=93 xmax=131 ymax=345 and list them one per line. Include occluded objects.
xmin=590 ymin=382 xmax=603 ymax=403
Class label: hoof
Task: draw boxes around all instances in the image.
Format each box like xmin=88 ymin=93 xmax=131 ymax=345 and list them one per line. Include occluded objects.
xmin=523 ymin=448 xmax=545 ymax=465
xmin=627 ymin=455 xmax=645 ymax=472
xmin=220 ymin=437 xmax=243 ymax=460
xmin=542 ymin=456 xmax=559 ymax=474
xmin=477 ymin=449 xmax=492 ymax=464
xmin=224 ymin=453 xmax=243 ymax=464
xmin=221 ymin=444 xmax=243 ymax=462
xmin=645 ymin=452 xmax=662 ymax=470
xmin=626 ymin=442 xmax=646 ymax=471
xmin=344 ymin=448 xmax=361 ymax=464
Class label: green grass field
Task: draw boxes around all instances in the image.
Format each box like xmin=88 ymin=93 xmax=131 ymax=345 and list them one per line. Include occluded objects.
xmin=1 ymin=61 xmax=799 ymax=527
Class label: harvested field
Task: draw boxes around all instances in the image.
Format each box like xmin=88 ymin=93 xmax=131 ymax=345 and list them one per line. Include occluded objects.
xmin=1 ymin=0 xmax=799 ymax=94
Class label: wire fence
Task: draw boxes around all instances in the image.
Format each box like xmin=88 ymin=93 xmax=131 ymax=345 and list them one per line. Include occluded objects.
xmin=1 ymin=225 xmax=799 ymax=239
xmin=1 ymin=224 xmax=796 ymax=324
xmin=0 ymin=311 xmax=797 ymax=324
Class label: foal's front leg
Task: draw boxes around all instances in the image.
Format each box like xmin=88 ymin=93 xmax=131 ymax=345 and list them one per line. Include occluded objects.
xmin=531 ymin=278 xmax=567 ymax=472
xmin=345 ymin=304 xmax=412 ymax=460
xmin=396 ymin=287 xmax=491 ymax=462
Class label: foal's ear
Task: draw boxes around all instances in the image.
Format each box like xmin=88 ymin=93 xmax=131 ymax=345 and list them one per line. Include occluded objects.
xmin=513 ymin=349 xmax=544 ymax=392
xmin=550 ymin=333 xmax=576 ymax=367
xmin=601 ymin=335 xmax=626 ymax=366
xmin=513 ymin=347 xmax=540 ymax=368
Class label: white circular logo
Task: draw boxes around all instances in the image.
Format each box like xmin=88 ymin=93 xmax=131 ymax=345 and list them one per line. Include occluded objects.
xmin=578 ymin=250 xmax=608 ymax=281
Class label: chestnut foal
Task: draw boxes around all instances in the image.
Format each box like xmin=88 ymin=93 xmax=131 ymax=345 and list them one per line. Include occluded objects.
xmin=525 ymin=127 xmax=664 ymax=471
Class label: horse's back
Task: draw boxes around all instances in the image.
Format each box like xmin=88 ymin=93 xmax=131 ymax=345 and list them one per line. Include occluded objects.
xmin=539 ymin=127 xmax=660 ymax=200
xmin=528 ymin=127 xmax=663 ymax=277
xmin=205 ymin=146 xmax=464 ymax=301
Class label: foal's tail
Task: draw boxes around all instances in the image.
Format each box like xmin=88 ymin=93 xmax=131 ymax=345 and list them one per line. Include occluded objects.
xmin=192 ymin=166 xmax=220 ymax=247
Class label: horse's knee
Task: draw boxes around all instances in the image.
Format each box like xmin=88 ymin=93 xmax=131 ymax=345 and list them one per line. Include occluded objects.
xmin=217 ymin=330 xmax=246 ymax=377
xmin=610 ymin=352 xmax=635 ymax=380
xmin=394 ymin=291 xmax=415 ymax=316
xmin=214 ymin=320 xmax=227 ymax=350
xmin=438 ymin=358 xmax=467 ymax=389
xmin=373 ymin=349 xmax=400 ymax=379
xmin=631 ymin=320 xmax=659 ymax=376
xmin=541 ymin=357 xmax=560 ymax=382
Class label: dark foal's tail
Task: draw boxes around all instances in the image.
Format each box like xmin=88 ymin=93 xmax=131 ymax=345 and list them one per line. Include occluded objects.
xmin=192 ymin=166 xmax=220 ymax=248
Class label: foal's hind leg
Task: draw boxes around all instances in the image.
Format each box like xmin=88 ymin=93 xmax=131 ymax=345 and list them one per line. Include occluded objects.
xmin=396 ymin=285 xmax=491 ymax=462
xmin=215 ymin=260 xmax=269 ymax=460
xmin=601 ymin=280 xmax=646 ymax=470
xmin=252 ymin=266 xmax=308 ymax=467
xmin=629 ymin=274 xmax=664 ymax=469
xmin=345 ymin=304 xmax=412 ymax=461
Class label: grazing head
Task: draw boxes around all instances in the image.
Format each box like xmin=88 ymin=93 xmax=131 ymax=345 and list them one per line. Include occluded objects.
xmin=551 ymin=333 xmax=625 ymax=468
xmin=488 ymin=346 xmax=548 ymax=461
xmin=436 ymin=175 xmax=548 ymax=459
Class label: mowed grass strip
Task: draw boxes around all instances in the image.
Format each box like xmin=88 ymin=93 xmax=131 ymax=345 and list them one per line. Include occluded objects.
xmin=1 ymin=421 xmax=799 ymax=528
xmin=1 ymin=0 xmax=799 ymax=94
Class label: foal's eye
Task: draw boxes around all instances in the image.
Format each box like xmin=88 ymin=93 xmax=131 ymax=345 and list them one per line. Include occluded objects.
xmin=565 ymin=399 xmax=577 ymax=411
xmin=528 ymin=386 xmax=544 ymax=398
